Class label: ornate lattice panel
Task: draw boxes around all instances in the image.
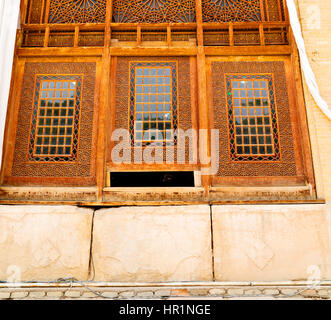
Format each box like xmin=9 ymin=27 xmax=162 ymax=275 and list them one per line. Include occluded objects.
xmin=10 ymin=62 xmax=97 ymax=184
xmin=212 ymin=61 xmax=297 ymax=177
xmin=112 ymin=0 xmax=196 ymax=23
xmin=48 ymin=0 xmax=107 ymax=23
xmin=202 ymin=0 xmax=262 ymax=22
xmin=114 ymin=57 xmax=193 ymax=165
xmin=129 ymin=62 xmax=178 ymax=147
xmin=225 ymin=74 xmax=281 ymax=161
xmin=28 ymin=75 xmax=83 ymax=162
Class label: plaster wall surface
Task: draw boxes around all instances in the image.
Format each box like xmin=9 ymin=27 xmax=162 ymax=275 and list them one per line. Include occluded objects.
xmin=0 ymin=205 xmax=93 ymax=281
xmin=91 ymin=205 xmax=213 ymax=282
xmin=212 ymin=204 xmax=331 ymax=281
xmin=295 ymin=0 xmax=331 ymax=200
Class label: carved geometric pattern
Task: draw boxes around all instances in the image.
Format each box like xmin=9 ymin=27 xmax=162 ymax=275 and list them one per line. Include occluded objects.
xmin=112 ymin=0 xmax=196 ymax=23
xmin=28 ymin=75 xmax=83 ymax=162
xmin=48 ymin=0 xmax=107 ymax=23
xmin=10 ymin=62 xmax=97 ymax=183
xmin=129 ymin=62 xmax=178 ymax=147
xmin=202 ymin=0 xmax=262 ymax=22
xmin=226 ymin=74 xmax=281 ymax=161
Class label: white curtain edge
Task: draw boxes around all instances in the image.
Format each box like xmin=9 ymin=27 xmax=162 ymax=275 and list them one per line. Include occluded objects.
xmin=0 ymin=0 xmax=21 ymax=170
xmin=286 ymin=0 xmax=331 ymax=120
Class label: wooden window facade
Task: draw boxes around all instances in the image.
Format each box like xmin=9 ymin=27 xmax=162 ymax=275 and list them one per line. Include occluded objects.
xmin=129 ymin=62 xmax=178 ymax=146
xmin=29 ymin=75 xmax=82 ymax=161
xmin=25 ymin=0 xmax=285 ymax=24
xmin=0 ymin=0 xmax=318 ymax=204
xmin=225 ymin=74 xmax=280 ymax=161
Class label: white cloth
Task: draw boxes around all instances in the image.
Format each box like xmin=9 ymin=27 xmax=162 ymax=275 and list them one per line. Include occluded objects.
xmin=286 ymin=0 xmax=331 ymax=119
xmin=0 ymin=0 xmax=20 ymax=168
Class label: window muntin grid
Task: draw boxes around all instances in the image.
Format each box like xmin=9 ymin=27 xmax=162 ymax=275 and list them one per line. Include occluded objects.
xmin=226 ymin=74 xmax=281 ymax=162
xmin=129 ymin=62 xmax=178 ymax=147
xmin=28 ymin=75 xmax=83 ymax=162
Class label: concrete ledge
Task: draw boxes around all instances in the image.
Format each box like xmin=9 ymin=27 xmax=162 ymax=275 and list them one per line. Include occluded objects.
xmin=209 ymin=185 xmax=313 ymax=201
xmin=0 ymin=187 xmax=98 ymax=201
xmin=102 ymin=187 xmax=205 ymax=202
xmin=92 ymin=205 xmax=213 ymax=282
xmin=0 ymin=283 xmax=330 ymax=300
xmin=212 ymin=204 xmax=331 ymax=281
xmin=0 ymin=205 xmax=94 ymax=281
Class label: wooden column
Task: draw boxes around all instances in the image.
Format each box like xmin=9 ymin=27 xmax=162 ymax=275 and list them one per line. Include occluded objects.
xmin=20 ymin=0 xmax=29 ymax=25
xmin=167 ymin=26 xmax=171 ymax=47
xmin=289 ymin=30 xmax=316 ymax=195
xmin=96 ymin=0 xmax=112 ymax=200
xmin=195 ymin=0 xmax=211 ymax=197
xmin=44 ymin=0 xmax=51 ymax=23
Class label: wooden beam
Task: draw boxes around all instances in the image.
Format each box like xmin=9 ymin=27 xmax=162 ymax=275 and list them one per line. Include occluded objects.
xmin=104 ymin=0 xmax=112 ymax=47
xmin=195 ymin=0 xmax=204 ymax=46
xmin=74 ymin=26 xmax=79 ymax=47
xmin=259 ymin=23 xmax=265 ymax=46
xmin=96 ymin=0 xmax=113 ymax=200
xmin=167 ymin=26 xmax=171 ymax=47
xmin=109 ymin=47 xmax=197 ymax=56
xmin=289 ymin=30 xmax=317 ymax=196
xmin=204 ymin=45 xmax=291 ymax=56
xmin=137 ymin=26 xmax=141 ymax=46
xmin=0 ymin=198 xmax=324 ymax=207
xmin=22 ymin=23 xmax=106 ymax=31
xmin=20 ymin=0 xmax=30 ymax=25
xmin=44 ymin=0 xmax=51 ymax=24
xmin=195 ymin=0 xmax=210 ymax=196
xmin=43 ymin=25 xmax=50 ymax=47
xmin=229 ymin=23 xmax=234 ymax=46
xmin=259 ymin=0 xmax=266 ymax=21
xmin=17 ymin=47 xmax=104 ymax=57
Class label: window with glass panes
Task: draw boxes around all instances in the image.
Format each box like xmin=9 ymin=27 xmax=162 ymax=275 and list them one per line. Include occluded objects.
xmin=28 ymin=75 xmax=82 ymax=161
xmin=129 ymin=62 xmax=178 ymax=146
xmin=225 ymin=74 xmax=281 ymax=161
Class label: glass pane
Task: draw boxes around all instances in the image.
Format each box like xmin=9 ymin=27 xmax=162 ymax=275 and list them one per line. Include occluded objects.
xmin=229 ymin=77 xmax=276 ymax=156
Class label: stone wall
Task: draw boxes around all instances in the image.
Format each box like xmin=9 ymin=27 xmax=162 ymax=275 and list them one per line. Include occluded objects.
xmin=295 ymin=0 xmax=331 ymax=200
xmin=1 ymin=204 xmax=331 ymax=283
xmin=1 ymin=284 xmax=331 ymax=300
xmin=0 ymin=206 xmax=93 ymax=281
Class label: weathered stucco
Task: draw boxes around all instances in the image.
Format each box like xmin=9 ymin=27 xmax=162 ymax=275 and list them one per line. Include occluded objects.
xmin=212 ymin=204 xmax=331 ymax=281
xmin=295 ymin=0 xmax=331 ymax=201
xmin=0 ymin=203 xmax=331 ymax=283
xmin=0 ymin=205 xmax=93 ymax=281
xmin=91 ymin=205 xmax=213 ymax=282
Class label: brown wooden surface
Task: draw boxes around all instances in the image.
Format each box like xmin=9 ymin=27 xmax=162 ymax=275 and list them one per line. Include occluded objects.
xmin=0 ymin=0 xmax=318 ymax=203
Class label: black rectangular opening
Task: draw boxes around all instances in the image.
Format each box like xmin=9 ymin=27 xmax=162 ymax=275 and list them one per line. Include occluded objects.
xmin=110 ymin=171 xmax=195 ymax=187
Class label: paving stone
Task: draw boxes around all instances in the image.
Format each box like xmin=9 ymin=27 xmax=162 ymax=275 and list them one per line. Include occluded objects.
xmin=119 ymin=291 xmax=135 ymax=298
xmin=171 ymin=289 xmax=189 ymax=296
xmin=11 ymin=292 xmax=29 ymax=299
xmin=263 ymin=289 xmax=280 ymax=295
xmin=281 ymin=288 xmax=299 ymax=296
xmin=137 ymin=291 xmax=154 ymax=298
xmin=64 ymin=290 xmax=82 ymax=298
xmin=154 ymin=290 xmax=171 ymax=297
xmin=209 ymin=288 xmax=226 ymax=296
xmin=227 ymin=288 xmax=244 ymax=296
xmin=82 ymin=292 xmax=100 ymax=298
xmin=101 ymin=291 xmax=119 ymax=298
xmin=46 ymin=291 xmax=64 ymax=298
xmin=29 ymin=291 xmax=45 ymax=298
xmin=188 ymin=289 xmax=209 ymax=296
xmin=301 ymin=289 xmax=318 ymax=297
xmin=244 ymin=289 xmax=262 ymax=295
xmin=0 ymin=292 xmax=11 ymax=299
xmin=318 ymin=289 xmax=331 ymax=297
